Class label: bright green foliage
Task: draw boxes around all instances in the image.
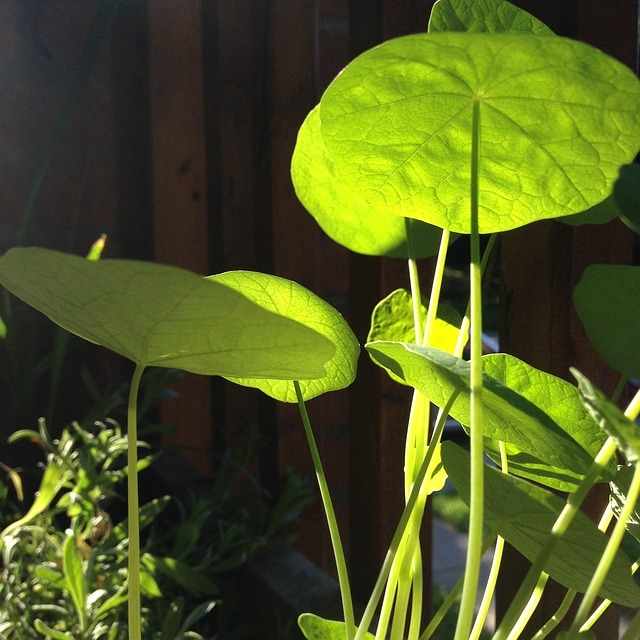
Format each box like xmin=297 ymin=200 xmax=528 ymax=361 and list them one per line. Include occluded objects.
xmin=209 ymin=270 xmax=359 ymax=401
xmin=317 ymin=33 xmax=640 ymax=234
xmin=367 ymin=342 xmax=611 ymax=490
xmin=292 ymin=106 xmax=448 ymax=258
xmin=574 ymin=265 xmax=640 ymax=379
xmin=441 ymin=441 xmax=640 ymax=608
xmin=368 ymin=289 xmax=461 ymax=350
xmin=428 ymin=0 xmax=553 ymax=34
xmin=573 ymin=370 xmax=640 ymax=463
xmin=298 ymin=613 xmax=375 ymax=640
xmin=615 ymin=163 xmax=640 ymax=234
xmin=0 ymin=247 xmax=334 ymax=379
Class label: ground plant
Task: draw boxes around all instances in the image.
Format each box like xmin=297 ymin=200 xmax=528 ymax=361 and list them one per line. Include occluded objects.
xmin=2 ymin=0 xmax=640 ymax=638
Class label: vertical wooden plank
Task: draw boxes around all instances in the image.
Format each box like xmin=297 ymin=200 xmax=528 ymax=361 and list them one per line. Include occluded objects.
xmin=346 ymin=0 xmax=436 ymax=604
xmin=148 ymin=1 xmax=212 ymax=474
xmin=497 ymin=2 xmax=637 ymax=636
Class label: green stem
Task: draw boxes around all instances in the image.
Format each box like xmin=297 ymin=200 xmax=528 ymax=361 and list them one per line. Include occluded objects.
xmin=127 ymin=363 xmax=144 ymax=640
xmin=492 ymin=436 xmax=618 ymax=640
xmin=454 ymin=98 xmax=484 ymax=640
xmin=569 ymin=459 xmax=640 ymax=632
xmin=294 ymin=380 xmax=355 ymax=639
xmin=356 ymin=396 xmax=458 ymax=640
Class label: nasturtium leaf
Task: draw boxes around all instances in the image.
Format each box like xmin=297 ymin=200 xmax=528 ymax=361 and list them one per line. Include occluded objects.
xmin=292 ymin=106 xmax=448 ymax=258
xmin=442 ymin=442 xmax=640 ymax=607
xmin=574 ymin=264 xmax=640 ymax=379
xmin=483 ymin=355 xmax=615 ymax=486
xmin=368 ymin=289 xmax=462 ymax=348
xmin=208 ymin=271 xmax=359 ymax=402
xmin=572 ymin=369 xmax=640 ymax=462
xmin=610 ymin=464 xmax=640 ymax=544
xmin=366 ymin=342 xmax=610 ymax=490
xmin=428 ymin=0 xmax=553 ymax=35
xmin=298 ymin=613 xmax=374 ymax=640
xmin=319 ymin=33 xmax=640 ymax=234
xmin=614 ymin=163 xmax=640 ymax=235
xmin=0 ymin=248 xmax=334 ymax=379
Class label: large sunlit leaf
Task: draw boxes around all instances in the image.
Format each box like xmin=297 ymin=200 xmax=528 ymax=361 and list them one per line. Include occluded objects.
xmin=574 ymin=264 xmax=640 ymax=379
xmin=298 ymin=613 xmax=374 ymax=640
xmin=366 ymin=342 xmax=612 ymax=490
xmin=0 ymin=248 xmax=334 ymax=379
xmin=442 ymin=442 xmax=640 ymax=607
xmin=428 ymin=0 xmax=553 ymax=35
xmin=319 ymin=33 xmax=640 ymax=234
xmin=208 ymin=271 xmax=359 ymax=401
xmin=483 ymin=355 xmax=615 ymax=487
xmin=292 ymin=106 xmax=449 ymax=258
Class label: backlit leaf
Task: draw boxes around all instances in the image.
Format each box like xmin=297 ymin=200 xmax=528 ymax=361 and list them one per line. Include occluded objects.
xmin=366 ymin=343 xmax=611 ymax=490
xmin=610 ymin=464 xmax=640 ymax=544
xmin=292 ymin=106 xmax=448 ymax=258
xmin=209 ymin=270 xmax=359 ymax=401
xmin=442 ymin=442 xmax=640 ymax=607
xmin=319 ymin=33 xmax=640 ymax=233
xmin=428 ymin=0 xmax=553 ymax=35
xmin=0 ymin=248 xmax=334 ymax=380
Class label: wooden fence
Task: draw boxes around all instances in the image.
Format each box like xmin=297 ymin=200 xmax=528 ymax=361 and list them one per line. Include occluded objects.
xmin=0 ymin=1 xmax=637 ymax=635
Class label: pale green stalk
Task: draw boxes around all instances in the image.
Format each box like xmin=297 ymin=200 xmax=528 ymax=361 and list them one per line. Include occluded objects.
xmin=505 ymin=572 xmax=550 ymax=640
xmin=492 ymin=436 xmax=619 ymax=640
xmin=355 ymin=397 xmax=458 ymax=640
xmin=470 ymin=441 xmax=509 ymax=640
xmin=420 ymin=531 xmax=499 ymax=640
xmin=454 ymin=99 xmax=485 ymax=640
xmin=568 ymin=461 xmax=640 ymax=632
xmin=294 ymin=380 xmax=355 ymax=639
xmin=567 ymin=386 xmax=640 ymax=632
xmin=531 ymin=588 xmax=577 ymax=640
xmin=127 ymin=363 xmax=144 ymax=640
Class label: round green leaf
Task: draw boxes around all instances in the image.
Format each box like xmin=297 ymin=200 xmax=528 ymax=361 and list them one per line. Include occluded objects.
xmin=0 ymin=248 xmax=335 ymax=379
xmin=209 ymin=271 xmax=359 ymax=402
xmin=292 ymin=105 xmax=448 ymax=258
xmin=319 ymin=33 xmax=640 ymax=234
xmin=442 ymin=441 xmax=640 ymax=607
xmin=366 ymin=342 xmax=609 ymax=490
xmin=574 ymin=264 xmax=640 ymax=378
xmin=428 ymin=0 xmax=553 ymax=35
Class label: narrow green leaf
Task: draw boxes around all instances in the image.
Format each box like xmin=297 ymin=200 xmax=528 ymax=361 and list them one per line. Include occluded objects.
xmin=573 ymin=370 xmax=640 ymax=462
xmin=144 ymin=554 xmax=220 ymax=596
xmin=614 ymin=163 xmax=640 ymax=235
xmin=441 ymin=441 xmax=640 ymax=607
xmin=62 ymin=534 xmax=87 ymax=629
xmin=209 ymin=271 xmax=359 ymax=401
xmin=298 ymin=613 xmax=375 ymax=640
xmin=0 ymin=248 xmax=334 ymax=379
xmin=1 ymin=458 xmax=67 ymax=540
xmin=610 ymin=464 xmax=640 ymax=544
xmin=574 ymin=265 xmax=640 ymax=379
xmin=428 ymin=0 xmax=553 ymax=35
xmin=160 ymin=597 xmax=184 ymax=640
xmin=319 ymin=33 xmax=640 ymax=234
xmin=34 ymin=619 xmax=75 ymax=640
xmin=292 ymin=105 xmax=449 ymax=258
xmin=366 ymin=343 xmax=611 ymax=490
